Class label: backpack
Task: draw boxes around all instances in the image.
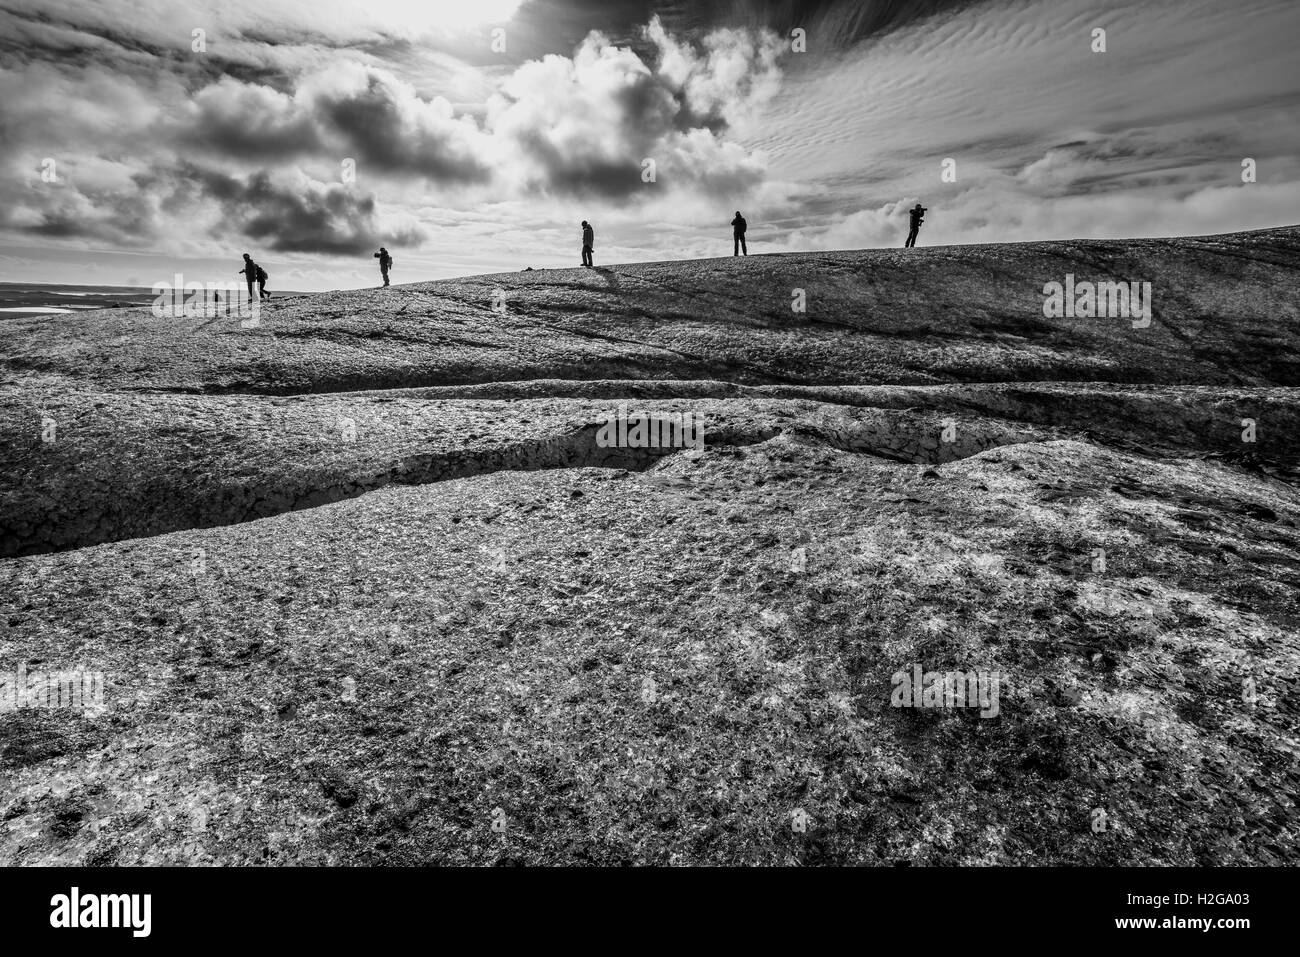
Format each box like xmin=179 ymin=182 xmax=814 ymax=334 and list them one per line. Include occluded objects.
xmin=255 ymin=265 xmax=268 ymax=281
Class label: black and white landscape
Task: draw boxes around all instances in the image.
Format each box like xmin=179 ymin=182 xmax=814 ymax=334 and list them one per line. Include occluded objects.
xmin=0 ymin=0 xmax=1297 ymax=873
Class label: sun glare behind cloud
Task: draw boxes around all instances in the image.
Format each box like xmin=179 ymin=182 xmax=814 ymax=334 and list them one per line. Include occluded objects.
xmin=356 ymin=0 xmax=527 ymax=34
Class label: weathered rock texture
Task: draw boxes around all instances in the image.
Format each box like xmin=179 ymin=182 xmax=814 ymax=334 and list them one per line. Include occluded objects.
xmin=0 ymin=227 xmax=1297 ymax=864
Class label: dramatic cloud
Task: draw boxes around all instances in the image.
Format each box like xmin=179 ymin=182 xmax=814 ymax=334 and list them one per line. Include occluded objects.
xmin=182 ymin=79 xmax=324 ymax=160
xmin=0 ymin=6 xmax=787 ymax=259
xmin=1 ymin=159 xmax=174 ymax=246
xmin=0 ymin=0 xmax=1297 ymax=288
xmin=190 ymin=166 xmax=426 ymax=254
xmin=308 ymin=68 xmax=494 ymax=183
xmin=181 ymin=67 xmax=494 ymax=183
xmin=485 ymin=19 xmax=781 ymax=196
xmin=644 ymin=16 xmax=784 ymax=129
xmin=0 ymin=0 xmax=531 ymax=54
xmin=172 ymin=17 xmax=782 ymax=197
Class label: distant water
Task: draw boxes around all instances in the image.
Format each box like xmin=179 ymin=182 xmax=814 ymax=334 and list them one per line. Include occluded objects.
xmin=0 ymin=282 xmax=306 ymax=318
xmin=0 ymin=283 xmax=157 ymax=318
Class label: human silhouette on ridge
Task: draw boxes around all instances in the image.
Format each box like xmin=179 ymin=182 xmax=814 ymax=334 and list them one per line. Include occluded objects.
xmin=374 ymin=247 xmax=393 ymax=286
xmin=238 ymin=253 xmax=257 ymax=302
xmin=905 ymin=203 xmax=927 ymax=248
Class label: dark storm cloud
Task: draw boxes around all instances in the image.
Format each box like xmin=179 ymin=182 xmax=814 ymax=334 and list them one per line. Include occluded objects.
xmin=181 ymin=81 xmax=324 ymax=160
xmin=173 ymin=69 xmax=492 ymax=184
xmin=6 ymin=168 xmax=174 ymax=245
xmin=189 ymin=166 xmax=424 ymax=254
xmin=508 ymin=128 xmax=646 ymax=198
xmin=0 ymin=4 xmax=316 ymax=99
xmin=314 ymin=74 xmax=492 ymax=183
xmin=22 ymin=216 xmax=89 ymax=239
xmin=0 ymin=8 xmax=176 ymax=63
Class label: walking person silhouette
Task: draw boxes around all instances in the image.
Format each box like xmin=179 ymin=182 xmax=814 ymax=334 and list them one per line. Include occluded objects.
xmin=581 ymin=221 xmax=594 ymax=267
xmin=238 ymin=253 xmax=258 ymax=302
xmin=905 ymin=203 xmax=927 ymax=248
xmin=731 ymin=211 xmax=747 ymax=256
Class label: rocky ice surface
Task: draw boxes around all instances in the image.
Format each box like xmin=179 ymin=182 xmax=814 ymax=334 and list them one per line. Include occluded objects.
xmin=1 ymin=227 xmax=1297 ymax=864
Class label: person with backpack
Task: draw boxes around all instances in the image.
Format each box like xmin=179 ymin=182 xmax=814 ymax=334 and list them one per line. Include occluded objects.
xmin=255 ymin=261 xmax=270 ymax=299
xmin=581 ymin=221 xmax=594 ymax=267
xmin=374 ymin=247 xmax=393 ymax=286
xmin=731 ymin=211 xmax=747 ymax=256
xmin=238 ymin=253 xmax=258 ymax=302
xmin=905 ymin=203 xmax=927 ymax=248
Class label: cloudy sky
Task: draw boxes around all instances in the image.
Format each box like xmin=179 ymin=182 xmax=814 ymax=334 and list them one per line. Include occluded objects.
xmin=1 ymin=0 xmax=1297 ymax=290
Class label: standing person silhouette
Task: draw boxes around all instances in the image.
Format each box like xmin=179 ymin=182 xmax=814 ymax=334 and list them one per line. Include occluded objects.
xmin=255 ymin=261 xmax=270 ymax=300
xmin=374 ymin=247 xmax=393 ymax=286
xmin=731 ymin=211 xmax=747 ymax=256
xmin=238 ymin=253 xmax=258 ymax=302
xmin=581 ymin=221 xmax=594 ymax=267
xmin=905 ymin=203 xmax=927 ymax=248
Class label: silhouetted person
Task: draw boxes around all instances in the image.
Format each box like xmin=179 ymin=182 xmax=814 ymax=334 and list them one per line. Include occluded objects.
xmin=256 ymin=262 xmax=270 ymax=299
xmin=581 ymin=221 xmax=594 ymax=267
xmin=238 ymin=253 xmax=258 ymax=301
xmin=374 ymin=247 xmax=393 ymax=286
xmin=732 ymin=211 xmax=747 ymax=256
xmin=905 ymin=203 xmax=927 ymax=248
